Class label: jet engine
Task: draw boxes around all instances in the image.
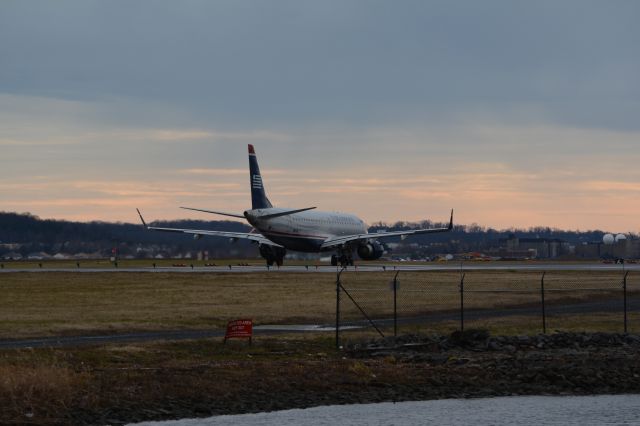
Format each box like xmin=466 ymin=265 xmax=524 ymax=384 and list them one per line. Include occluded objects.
xmin=357 ymin=241 xmax=385 ymax=260
xmin=193 ymin=234 xmax=202 ymax=240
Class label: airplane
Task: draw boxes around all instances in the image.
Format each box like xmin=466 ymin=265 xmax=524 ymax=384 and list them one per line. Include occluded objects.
xmin=137 ymin=144 xmax=453 ymax=267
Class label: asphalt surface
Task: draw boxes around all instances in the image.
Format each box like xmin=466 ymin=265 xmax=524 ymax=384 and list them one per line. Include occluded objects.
xmin=0 ymin=263 xmax=637 ymax=273
xmin=0 ymin=325 xmax=354 ymax=350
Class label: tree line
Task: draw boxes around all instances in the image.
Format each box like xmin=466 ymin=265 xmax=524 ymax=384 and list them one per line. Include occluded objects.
xmin=0 ymin=211 xmax=618 ymax=259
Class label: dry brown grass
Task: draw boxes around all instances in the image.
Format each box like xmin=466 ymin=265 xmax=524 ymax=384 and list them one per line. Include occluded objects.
xmin=0 ymin=361 xmax=91 ymax=423
xmin=0 ymin=270 xmax=636 ymax=339
xmin=0 ymin=272 xmax=337 ymax=338
xmin=0 ymin=337 xmax=337 ymax=424
xmin=0 ymin=267 xmax=635 ymax=424
xmin=338 ymin=270 xmax=634 ymax=315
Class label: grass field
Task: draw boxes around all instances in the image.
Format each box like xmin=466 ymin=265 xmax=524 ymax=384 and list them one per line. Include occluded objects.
xmin=0 ymin=267 xmax=638 ymax=425
xmin=0 ymin=272 xmax=336 ymax=338
xmin=0 ymin=269 xmax=637 ymax=339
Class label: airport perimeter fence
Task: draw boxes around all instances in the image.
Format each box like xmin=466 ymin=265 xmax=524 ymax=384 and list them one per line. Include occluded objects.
xmin=334 ymin=268 xmax=639 ymax=348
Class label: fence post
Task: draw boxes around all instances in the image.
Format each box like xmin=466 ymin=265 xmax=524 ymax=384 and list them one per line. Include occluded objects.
xmin=460 ymin=273 xmax=465 ymax=332
xmin=393 ymin=271 xmax=400 ymax=337
xmin=336 ymin=269 xmax=341 ymax=349
xmin=623 ymin=271 xmax=629 ymax=334
xmin=335 ymin=267 xmax=344 ymax=350
xmin=541 ymin=271 xmax=546 ymax=334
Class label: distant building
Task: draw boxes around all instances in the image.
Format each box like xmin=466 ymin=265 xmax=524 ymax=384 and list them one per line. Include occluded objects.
xmin=27 ymin=251 xmax=51 ymax=260
xmin=0 ymin=243 xmax=21 ymax=250
xmin=2 ymin=252 xmax=22 ymax=260
xmin=576 ymin=238 xmax=640 ymax=259
xmin=574 ymin=242 xmax=601 ymax=259
xmin=497 ymin=234 xmax=571 ymax=259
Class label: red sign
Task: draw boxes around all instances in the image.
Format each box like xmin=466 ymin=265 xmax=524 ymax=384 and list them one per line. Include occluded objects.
xmin=224 ymin=319 xmax=253 ymax=343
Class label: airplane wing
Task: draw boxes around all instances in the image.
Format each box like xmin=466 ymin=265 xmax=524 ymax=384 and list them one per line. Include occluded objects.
xmin=321 ymin=210 xmax=453 ymax=249
xmin=136 ymin=209 xmax=283 ymax=247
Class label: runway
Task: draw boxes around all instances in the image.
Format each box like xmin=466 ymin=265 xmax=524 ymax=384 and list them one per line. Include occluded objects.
xmin=0 ymin=262 xmax=636 ymax=273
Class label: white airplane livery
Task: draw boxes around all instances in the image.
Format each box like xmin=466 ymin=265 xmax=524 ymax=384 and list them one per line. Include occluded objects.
xmin=137 ymin=144 xmax=453 ymax=266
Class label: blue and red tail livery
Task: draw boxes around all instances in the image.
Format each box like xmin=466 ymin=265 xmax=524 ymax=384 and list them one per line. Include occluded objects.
xmin=248 ymin=144 xmax=272 ymax=209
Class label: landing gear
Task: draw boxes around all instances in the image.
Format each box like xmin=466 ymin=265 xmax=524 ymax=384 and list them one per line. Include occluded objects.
xmin=331 ymin=250 xmax=354 ymax=267
xmin=259 ymin=244 xmax=286 ymax=267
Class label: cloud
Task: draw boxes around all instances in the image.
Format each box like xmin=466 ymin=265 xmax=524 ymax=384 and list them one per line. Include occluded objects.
xmin=104 ymin=129 xmax=214 ymax=142
xmin=1 ymin=156 xmax=639 ymax=231
xmin=1 ymin=2 xmax=639 ymax=230
xmin=3 ymin=118 xmax=640 ymax=230
xmin=83 ymin=129 xmax=291 ymax=143
xmin=180 ymin=168 xmax=287 ymax=176
xmin=583 ymin=181 xmax=640 ymax=193
xmin=2 ymin=2 xmax=639 ymax=129
xmin=0 ymin=138 xmax=80 ymax=146
xmin=180 ymin=168 xmax=246 ymax=176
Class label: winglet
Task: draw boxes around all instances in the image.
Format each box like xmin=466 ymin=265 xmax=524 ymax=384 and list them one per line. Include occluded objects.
xmin=136 ymin=208 xmax=148 ymax=228
xmin=448 ymin=209 xmax=454 ymax=230
xmin=248 ymin=144 xmax=255 ymax=154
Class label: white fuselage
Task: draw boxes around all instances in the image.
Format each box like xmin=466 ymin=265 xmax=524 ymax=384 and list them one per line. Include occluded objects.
xmin=245 ymin=208 xmax=367 ymax=252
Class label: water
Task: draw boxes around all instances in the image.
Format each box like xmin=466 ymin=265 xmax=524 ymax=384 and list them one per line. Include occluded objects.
xmin=130 ymin=394 xmax=640 ymax=425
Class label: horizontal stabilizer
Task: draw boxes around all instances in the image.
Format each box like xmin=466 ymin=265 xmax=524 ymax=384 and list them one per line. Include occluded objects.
xmin=180 ymin=207 xmax=245 ymax=219
xmin=258 ymin=207 xmax=317 ymax=220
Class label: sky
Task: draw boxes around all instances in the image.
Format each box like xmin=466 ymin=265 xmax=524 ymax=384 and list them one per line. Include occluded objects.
xmin=1 ymin=1 xmax=639 ymax=231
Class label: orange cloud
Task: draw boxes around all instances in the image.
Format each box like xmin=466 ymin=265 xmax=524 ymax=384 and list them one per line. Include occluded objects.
xmin=3 ymin=120 xmax=640 ymax=231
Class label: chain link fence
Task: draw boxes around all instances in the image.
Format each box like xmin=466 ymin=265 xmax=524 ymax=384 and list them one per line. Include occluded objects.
xmin=335 ymin=268 xmax=639 ymax=348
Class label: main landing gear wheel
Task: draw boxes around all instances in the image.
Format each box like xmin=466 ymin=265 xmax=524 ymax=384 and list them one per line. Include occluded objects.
xmin=260 ymin=244 xmax=286 ymax=267
xmin=331 ymin=253 xmax=354 ymax=267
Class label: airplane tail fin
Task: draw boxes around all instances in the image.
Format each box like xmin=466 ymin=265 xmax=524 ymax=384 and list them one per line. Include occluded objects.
xmin=248 ymin=144 xmax=273 ymax=209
